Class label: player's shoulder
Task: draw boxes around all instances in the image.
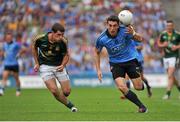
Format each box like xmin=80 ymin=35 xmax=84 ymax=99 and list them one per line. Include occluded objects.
xmin=97 ymin=30 xmax=107 ymax=41
xmin=32 ymin=33 xmax=46 ymax=42
xmin=62 ymin=37 xmax=68 ymax=45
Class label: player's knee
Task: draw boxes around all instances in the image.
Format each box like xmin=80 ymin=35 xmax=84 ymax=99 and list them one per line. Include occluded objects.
xmin=134 ymin=84 xmax=144 ymax=91
xmin=63 ymin=91 xmax=70 ymax=97
xmin=63 ymin=92 xmax=70 ymax=97
xmin=168 ymin=75 xmax=174 ymax=80
xmin=63 ymin=88 xmax=71 ymax=97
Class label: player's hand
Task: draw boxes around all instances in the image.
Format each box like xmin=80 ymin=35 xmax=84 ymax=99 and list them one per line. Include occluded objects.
xmin=171 ymin=45 xmax=178 ymax=51
xmin=97 ymin=70 xmax=103 ymax=83
xmin=56 ymin=65 xmax=64 ymax=72
xmin=163 ymin=41 xmax=168 ymax=47
xmin=126 ymin=25 xmax=135 ymax=35
xmin=34 ymin=64 xmax=40 ymax=72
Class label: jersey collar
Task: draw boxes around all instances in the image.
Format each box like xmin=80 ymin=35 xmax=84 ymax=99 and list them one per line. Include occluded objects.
xmin=106 ymin=28 xmax=120 ymax=39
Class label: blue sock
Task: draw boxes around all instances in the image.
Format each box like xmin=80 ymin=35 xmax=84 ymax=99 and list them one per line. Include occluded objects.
xmin=66 ymin=101 xmax=74 ymax=109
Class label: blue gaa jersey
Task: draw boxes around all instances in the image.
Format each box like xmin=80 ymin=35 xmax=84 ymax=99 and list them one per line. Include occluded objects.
xmin=3 ymin=41 xmax=21 ymax=66
xmin=133 ymin=40 xmax=143 ymax=63
xmin=96 ymin=26 xmax=138 ymax=63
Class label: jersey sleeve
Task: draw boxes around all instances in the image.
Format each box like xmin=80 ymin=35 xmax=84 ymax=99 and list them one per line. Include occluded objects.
xmin=95 ymin=38 xmax=103 ymax=52
xmin=32 ymin=34 xmax=44 ymax=47
xmin=61 ymin=39 xmax=68 ymax=56
xmin=159 ymin=32 xmax=166 ymax=42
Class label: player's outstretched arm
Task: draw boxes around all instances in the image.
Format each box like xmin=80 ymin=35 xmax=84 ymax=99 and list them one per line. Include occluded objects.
xmin=32 ymin=36 xmax=40 ymax=72
xmin=94 ymin=47 xmax=102 ymax=82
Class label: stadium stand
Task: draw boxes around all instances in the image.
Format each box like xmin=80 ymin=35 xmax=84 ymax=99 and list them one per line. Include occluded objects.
xmin=0 ymin=0 xmax=170 ymax=75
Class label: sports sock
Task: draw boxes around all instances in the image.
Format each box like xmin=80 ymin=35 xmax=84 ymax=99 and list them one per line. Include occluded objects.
xmin=66 ymin=101 xmax=74 ymax=109
xmin=143 ymin=78 xmax=150 ymax=88
xmin=166 ymin=91 xmax=171 ymax=97
xmin=141 ymin=84 xmax=144 ymax=90
xmin=126 ymin=80 xmax=131 ymax=89
xmin=16 ymin=87 xmax=21 ymax=92
xmin=125 ymin=90 xmax=145 ymax=108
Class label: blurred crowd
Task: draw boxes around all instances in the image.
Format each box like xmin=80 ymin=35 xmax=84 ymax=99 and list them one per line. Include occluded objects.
xmin=0 ymin=0 xmax=166 ymax=75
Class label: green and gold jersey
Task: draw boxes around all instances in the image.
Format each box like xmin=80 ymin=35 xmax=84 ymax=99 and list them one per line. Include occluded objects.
xmin=33 ymin=33 xmax=68 ymax=66
xmin=160 ymin=30 xmax=180 ymax=58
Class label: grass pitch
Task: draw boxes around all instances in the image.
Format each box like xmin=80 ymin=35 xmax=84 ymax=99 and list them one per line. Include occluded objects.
xmin=0 ymin=87 xmax=180 ymax=121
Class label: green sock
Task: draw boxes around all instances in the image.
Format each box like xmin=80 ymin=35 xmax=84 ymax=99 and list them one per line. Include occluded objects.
xmin=16 ymin=87 xmax=21 ymax=92
xmin=166 ymin=91 xmax=171 ymax=97
xmin=66 ymin=101 xmax=74 ymax=109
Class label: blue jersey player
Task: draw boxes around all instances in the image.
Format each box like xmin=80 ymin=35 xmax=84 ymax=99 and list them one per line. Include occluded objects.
xmin=0 ymin=32 xmax=25 ymax=96
xmin=94 ymin=15 xmax=147 ymax=113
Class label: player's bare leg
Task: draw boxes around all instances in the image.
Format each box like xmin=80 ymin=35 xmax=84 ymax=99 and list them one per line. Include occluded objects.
xmin=12 ymin=72 xmax=21 ymax=96
xmin=0 ymin=70 xmax=10 ymax=96
xmin=131 ymin=77 xmax=148 ymax=113
xmin=131 ymin=77 xmax=144 ymax=90
xmin=44 ymin=78 xmax=77 ymax=112
xmin=120 ymin=74 xmax=130 ymax=99
xmin=163 ymin=67 xmax=175 ymax=99
xmin=60 ymin=80 xmax=77 ymax=112
xmin=115 ymin=77 xmax=147 ymax=113
xmin=141 ymin=73 xmax=152 ymax=97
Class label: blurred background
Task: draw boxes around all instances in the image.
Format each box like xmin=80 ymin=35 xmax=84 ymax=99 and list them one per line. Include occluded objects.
xmin=0 ymin=0 xmax=179 ymax=87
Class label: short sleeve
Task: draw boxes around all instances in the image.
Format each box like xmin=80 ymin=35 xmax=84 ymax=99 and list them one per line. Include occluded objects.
xmin=159 ymin=33 xmax=166 ymax=42
xmin=60 ymin=41 xmax=68 ymax=56
xmin=95 ymin=38 xmax=103 ymax=53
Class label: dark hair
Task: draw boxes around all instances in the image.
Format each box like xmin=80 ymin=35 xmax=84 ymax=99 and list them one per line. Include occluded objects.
xmin=51 ymin=23 xmax=65 ymax=33
xmin=107 ymin=15 xmax=119 ymax=24
xmin=166 ymin=20 xmax=174 ymax=24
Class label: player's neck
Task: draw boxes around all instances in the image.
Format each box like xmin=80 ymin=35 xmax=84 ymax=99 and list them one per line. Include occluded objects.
xmin=167 ymin=30 xmax=174 ymax=35
xmin=7 ymin=41 xmax=13 ymax=44
xmin=167 ymin=31 xmax=173 ymax=35
xmin=48 ymin=33 xmax=55 ymax=43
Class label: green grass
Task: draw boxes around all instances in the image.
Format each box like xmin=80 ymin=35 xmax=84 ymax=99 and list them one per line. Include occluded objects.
xmin=0 ymin=87 xmax=180 ymax=121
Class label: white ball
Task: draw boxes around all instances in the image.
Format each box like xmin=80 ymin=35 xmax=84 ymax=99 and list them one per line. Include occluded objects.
xmin=118 ymin=10 xmax=133 ymax=25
